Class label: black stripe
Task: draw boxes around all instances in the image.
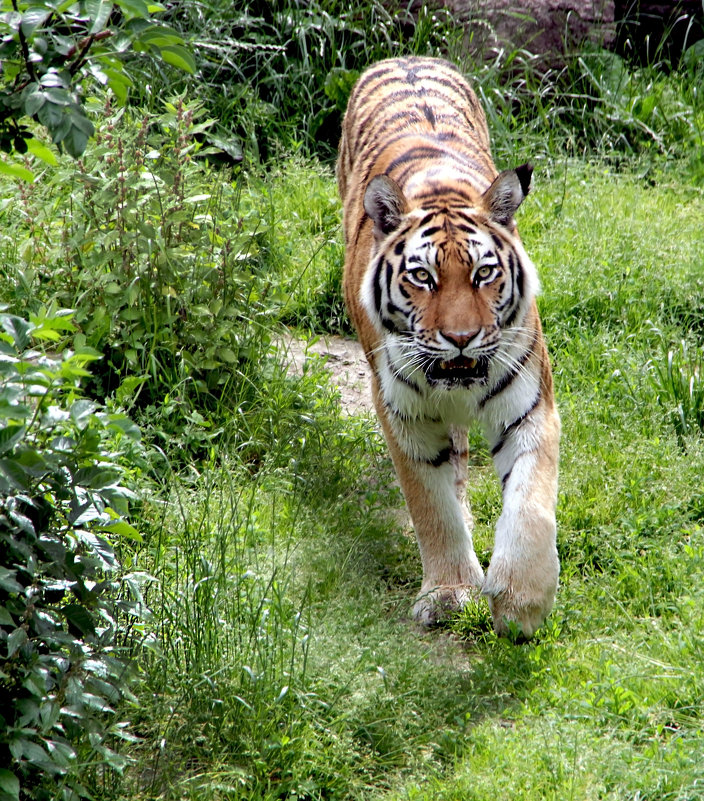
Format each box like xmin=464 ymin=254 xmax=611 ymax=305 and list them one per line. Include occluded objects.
xmin=491 ymin=438 xmax=504 ymax=457
xmin=426 ymin=446 xmax=452 ymax=467
xmin=373 ymin=257 xmax=383 ymax=314
xmin=385 ymin=258 xmax=395 ymax=300
xmin=490 ymin=392 xmax=541 ymax=457
xmin=421 ymin=225 xmax=443 ymax=238
xmin=479 ymin=333 xmax=537 ymax=408
xmin=385 ymin=401 xmax=438 ymax=422
xmin=413 ymin=186 xmax=475 ymax=205
xmin=348 ymin=65 xmax=398 ymax=108
xmin=394 ymin=159 xmax=487 ymax=191
xmin=387 ymin=145 xmax=451 ymax=172
xmin=390 ymin=367 xmax=423 ymax=394
xmin=515 ymin=257 xmax=524 ymax=297
xmin=504 ymin=393 xmax=541 ymax=435
xmin=353 ymin=86 xmax=480 ymax=163
xmin=504 ymin=254 xmax=524 ymax=328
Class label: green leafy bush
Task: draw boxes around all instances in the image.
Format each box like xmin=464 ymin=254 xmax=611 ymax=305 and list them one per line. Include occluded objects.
xmin=3 ymin=97 xmax=271 ymax=459
xmin=0 ymin=310 xmax=144 ymax=801
xmin=0 ymin=0 xmax=193 ymax=173
xmin=1 ymin=100 xmax=350 ymax=463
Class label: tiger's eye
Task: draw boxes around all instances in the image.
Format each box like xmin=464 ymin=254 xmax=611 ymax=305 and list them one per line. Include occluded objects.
xmin=476 ymin=265 xmax=493 ymax=279
xmin=415 ymin=269 xmax=429 ymax=282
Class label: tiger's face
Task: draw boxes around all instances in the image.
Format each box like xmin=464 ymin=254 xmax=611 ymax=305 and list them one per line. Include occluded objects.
xmin=372 ymin=213 xmax=524 ymax=387
xmin=362 ymin=171 xmax=538 ymax=390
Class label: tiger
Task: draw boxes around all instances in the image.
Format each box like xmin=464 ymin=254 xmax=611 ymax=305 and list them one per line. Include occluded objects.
xmin=336 ymin=56 xmax=560 ymax=639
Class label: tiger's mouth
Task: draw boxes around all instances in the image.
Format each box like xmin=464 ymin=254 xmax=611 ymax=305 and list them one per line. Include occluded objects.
xmin=426 ymin=355 xmax=490 ymax=386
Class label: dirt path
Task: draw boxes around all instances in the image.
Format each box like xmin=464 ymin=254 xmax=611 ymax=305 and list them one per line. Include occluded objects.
xmin=282 ymin=335 xmax=374 ymax=416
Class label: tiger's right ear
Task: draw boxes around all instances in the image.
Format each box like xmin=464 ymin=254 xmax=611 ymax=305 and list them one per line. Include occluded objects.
xmin=364 ymin=175 xmax=409 ymax=240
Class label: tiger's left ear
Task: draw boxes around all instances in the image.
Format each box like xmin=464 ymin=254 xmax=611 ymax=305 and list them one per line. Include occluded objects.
xmin=481 ymin=162 xmax=533 ymax=227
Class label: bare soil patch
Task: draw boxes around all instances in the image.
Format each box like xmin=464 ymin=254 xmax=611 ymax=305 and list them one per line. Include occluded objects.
xmin=281 ymin=335 xmax=374 ymax=416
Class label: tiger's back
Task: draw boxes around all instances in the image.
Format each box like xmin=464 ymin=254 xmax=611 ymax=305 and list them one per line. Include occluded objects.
xmin=338 ymin=57 xmax=494 ymax=209
xmin=337 ymin=57 xmax=560 ymax=640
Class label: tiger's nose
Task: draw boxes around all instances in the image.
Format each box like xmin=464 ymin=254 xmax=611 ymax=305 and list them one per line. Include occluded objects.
xmin=441 ymin=330 xmax=477 ymax=351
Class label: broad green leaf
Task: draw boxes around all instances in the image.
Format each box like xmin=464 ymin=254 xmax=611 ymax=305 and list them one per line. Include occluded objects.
xmin=26 ymin=137 xmax=57 ymax=165
xmin=36 ymin=97 xmax=64 ymax=130
xmin=17 ymin=740 xmax=50 ymax=768
xmin=7 ymin=627 xmax=28 ymax=657
xmin=114 ymin=375 xmax=147 ymax=404
xmin=63 ymin=122 xmax=91 ymax=158
xmin=0 ymin=160 xmax=33 ymax=182
xmin=22 ymin=85 xmax=46 ymax=118
xmin=115 ymin=0 xmax=149 ymax=17
xmin=61 ymin=604 xmax=96 ymax=637
xmin=0 ymin=769 xmax=19 ymax=801
xmin=97 ymin=744 xmax=126 ymax=769
xmin=106 ymin=414 xmax=141 ymax=441
xmin=70 ymin=110 xmax=95 ymax=137
xmin=31 ymin=310 xmax=78 ymax=337
xmin=86 ymin=0 xmax=111 ymax=33
xmin=20 ymin=7 xmax=51 ymax=37
xmin=69 ymin=399 xmax=96 ymax=424
xmin=74 ymin=466 xmax=119 ymax=489
xmin=0 ymin=424 xmax=25 ymax=455
xmin=44 ymin=739 xmax=74 ymax=767
xmin=0 ymin=402 xmax=32 ymax=421
xmin=104 ymin=67 xmax=132 ymax=103
xmin=97 ymin=518 xmax=142 ymax=542
xmin=0 ymin=567 xmax=23 ymax=594
xmin=135 ymin=24 xmax=182 ymax=47
xmin=217 ymin=347 xmax=238 ymax=364
xmin=158 ymin=44 xmax=195 ymax=74
xmin=0 ymin=458 xmax=31 ymax=492
xmin=1 ymin=315 xmax=33 ymax=349
xmin=8 ymin=509 xmax=36 ymax=536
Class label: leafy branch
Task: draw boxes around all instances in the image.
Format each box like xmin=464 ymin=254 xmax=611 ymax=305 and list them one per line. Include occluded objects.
xmin=0 ymin=0 xmax=196 ymax=176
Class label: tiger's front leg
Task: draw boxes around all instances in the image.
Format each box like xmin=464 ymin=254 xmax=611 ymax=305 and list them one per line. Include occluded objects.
xmin=374 ymin=393 xmax=485 ymax=626
xmin=483 ymin=399 xmax=561 ymax=638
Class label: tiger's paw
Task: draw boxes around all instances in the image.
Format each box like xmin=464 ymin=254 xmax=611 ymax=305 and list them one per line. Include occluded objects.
xmin=482 ymin=555 xmax=559 ymax=640
xmin=412 ymin=584 xmax=478 ymax=627
xmin=484 ymin=590 xmax=551 ymax=640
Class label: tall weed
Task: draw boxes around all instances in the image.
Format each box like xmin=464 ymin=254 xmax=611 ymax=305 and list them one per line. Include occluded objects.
xmin=649 ymin=337 xmax=704 ymax=445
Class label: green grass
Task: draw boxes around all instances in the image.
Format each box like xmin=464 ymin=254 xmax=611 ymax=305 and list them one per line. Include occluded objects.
xmin=3 ymin=149 xmax=704 ymax=801
xmin=88 ymin=160 xmax=702 ymax=800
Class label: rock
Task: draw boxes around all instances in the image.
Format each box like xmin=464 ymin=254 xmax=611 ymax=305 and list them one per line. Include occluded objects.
xmin=439 ymin=0 xmax=616 ymax=68
xmin=405 ymin=0 xmax=703 ymax=68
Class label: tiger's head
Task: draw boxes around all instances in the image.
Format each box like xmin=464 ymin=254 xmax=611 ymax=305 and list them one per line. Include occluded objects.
xmin=361 ymin=165 xmax=539 ymax=389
